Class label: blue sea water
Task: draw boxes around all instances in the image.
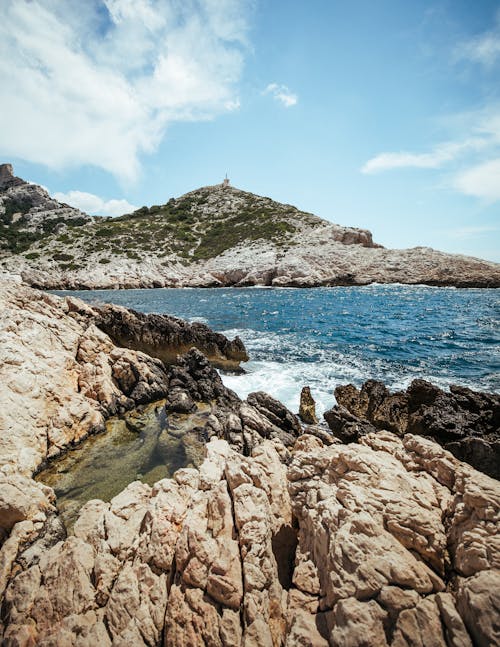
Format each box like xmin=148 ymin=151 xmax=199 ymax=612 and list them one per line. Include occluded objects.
xmin=54 ymin=285 xmax=500 ymax=415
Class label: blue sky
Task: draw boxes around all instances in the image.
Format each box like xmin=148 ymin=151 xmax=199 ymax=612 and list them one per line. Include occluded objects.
xmin=1 ymin=0 xmax=499 ymax=261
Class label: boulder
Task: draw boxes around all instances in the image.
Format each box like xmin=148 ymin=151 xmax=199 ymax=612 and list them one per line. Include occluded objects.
xmin=324 ymin=379 xmax=500 ymax=479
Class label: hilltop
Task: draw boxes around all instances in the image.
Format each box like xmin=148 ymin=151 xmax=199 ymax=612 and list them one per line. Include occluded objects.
xmin=1 ymin=164 xmax=499 ymax=288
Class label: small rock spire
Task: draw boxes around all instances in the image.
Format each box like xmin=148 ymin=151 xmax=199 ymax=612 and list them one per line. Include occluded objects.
xmin=0 ymin=163 xmax=25 ymax=190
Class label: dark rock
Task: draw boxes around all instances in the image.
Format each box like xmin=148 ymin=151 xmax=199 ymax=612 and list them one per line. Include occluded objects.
xmin=165 ymin=350 xmax=302 ymax=455
xmin=246 ymin=391 xmax=302 ymax=437
xmin=165 ymin=389 xmax=197 ymax=414
xmin=73 ymin=300 xmax=248 ymax=371
xmin=324 ymin=379 xmax=500 ymax=479
xmin=299 ymin=386 xmax=318 ymax=425
xmin=167 ymin=348 xmax=240 ymax=406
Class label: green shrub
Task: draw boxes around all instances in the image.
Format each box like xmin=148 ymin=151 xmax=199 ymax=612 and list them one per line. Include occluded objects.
xmin=53 ymin=252 xmax=74 ymax=261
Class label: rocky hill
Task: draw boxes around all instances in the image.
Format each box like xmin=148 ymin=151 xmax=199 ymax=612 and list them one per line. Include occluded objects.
xmin=1 ymin=163 xmax=499 ymax=288
xmin=0 ymin=164 xmax=94 ymax=256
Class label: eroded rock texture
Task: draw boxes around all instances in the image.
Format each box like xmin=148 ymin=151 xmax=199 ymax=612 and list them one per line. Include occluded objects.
xmin=324 ymin=379 xmax=500 ymax=479
xmin=2 ymin=434 xmax=499 ymax=646
xmin=0 ymin=279 xmax=247 ymax=476
xmin=71 ymin=299 xmax=248 ymax=371
xmin=1 ymin=279 xmax=499 ymax=646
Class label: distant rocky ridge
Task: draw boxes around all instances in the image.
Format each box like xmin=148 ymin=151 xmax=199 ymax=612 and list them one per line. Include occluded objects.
xmin=1 ymin=163 xmax=499 ymax=288
xmin=1 ymin=277 xmax=499 ymax=645
xmin=0 ymin=164 xmax=94 ymax=256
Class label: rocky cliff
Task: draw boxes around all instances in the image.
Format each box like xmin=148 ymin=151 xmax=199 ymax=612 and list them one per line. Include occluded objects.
xmin=1 ymin=277 xmax=499 ymax=646
xmin=1 ymin=164 xmax=499 ymax=288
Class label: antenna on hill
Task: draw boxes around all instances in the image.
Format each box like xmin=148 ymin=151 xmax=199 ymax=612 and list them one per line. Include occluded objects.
xmin=222 ymin=173 xmax=230 ymax=188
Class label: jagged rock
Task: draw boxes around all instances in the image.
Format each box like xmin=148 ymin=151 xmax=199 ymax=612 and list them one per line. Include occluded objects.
xmin=1 ymin=278 xmax=499 ymax=645
xmin=0 ymin=164 xmax=25 ymax=190
xmin=2 ymin=434 xmax=499 ymax=645
xmin=0 ymin=164 xmax=93 ymax=257
xmin=299 ymin=386 xmax=318 ymax=424
xmin=72 ymin=299 xmax=249 ymax=371
xmin=324 ymin=379 xmax=500 ymax=479
xmin=2 ymin=166 xmax=499 ymax=288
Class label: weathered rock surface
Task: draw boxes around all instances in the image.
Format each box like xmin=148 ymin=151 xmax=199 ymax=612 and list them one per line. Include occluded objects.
xmin=2 ymin=433 xmax=499 ymax=646
xmin=1 ymin=278 xmax=499 ymax=646
xmin=299 ymin=385 xmax=318 ymax=424
xmin=1 ymin=167 xmax=499 ymax=288
xmin=0 ymin=278 xmax=246 ymax=475
xmin=0 ymin=164 xmax=93 ymax=254
xmin=70 ymin=298 xmax=248 ymax=371
xmin=324 ymin=379 xmax=500 ymax=479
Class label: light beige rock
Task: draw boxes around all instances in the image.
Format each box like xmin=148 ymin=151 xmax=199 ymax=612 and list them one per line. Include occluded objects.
xmin=1 ymin=277 xmax=499 ymax=646
xmin=3 ymin=178 xmax=499 ymax=289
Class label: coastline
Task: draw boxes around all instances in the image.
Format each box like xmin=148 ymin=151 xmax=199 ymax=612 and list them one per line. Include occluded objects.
xmin=1 ymin=277 xmax=499 ymax=645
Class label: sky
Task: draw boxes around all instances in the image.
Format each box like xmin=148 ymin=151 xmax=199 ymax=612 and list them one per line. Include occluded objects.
xmin=1 ymin=0 xmax=499 ymax=262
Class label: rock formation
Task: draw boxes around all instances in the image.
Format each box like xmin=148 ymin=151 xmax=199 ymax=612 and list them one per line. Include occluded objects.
xmin=1 ymin=165 xmax=499 ymax=288
xmin=1 ymin=277 xmax=499 ymax=646
xmin=324 ymin=378 xmax=500 ymax=479
xmin=0 ymin=164 xmax=93 ymax=257
xmin=299 ymin=385 xmax=318 ymax=424
xmin=70 ymin=298 xmax=248 ymax=371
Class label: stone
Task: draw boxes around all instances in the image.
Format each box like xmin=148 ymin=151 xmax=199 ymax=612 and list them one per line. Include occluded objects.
xmin=2 ymin=168 xmax=499 ymax=289
xmin=324 ymin=378 xmax=500 ymax=479
xmin=299 ymin=386 xmax=318 ymax=424
xmin=1 ymin=278 xmax=499 ymax=645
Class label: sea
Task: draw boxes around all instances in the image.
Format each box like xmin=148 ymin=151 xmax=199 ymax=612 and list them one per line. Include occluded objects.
xmin=54 ymin=285 xmax=500 ymax=416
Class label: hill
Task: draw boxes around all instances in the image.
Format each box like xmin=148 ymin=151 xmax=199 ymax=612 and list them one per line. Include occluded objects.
xmin=1 ymin=164 xmax=499 ymax=288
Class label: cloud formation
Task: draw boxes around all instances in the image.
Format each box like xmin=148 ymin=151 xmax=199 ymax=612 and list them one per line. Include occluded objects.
xmin=264 ymin=83 xmax=298 ymax=108
xmin=53 ymin=190 xmax=137 ymax=217
xmin=456 ymin=16 xmax=500 ymax=66
xmin=0 ymin=0 xmax=250 ymax=182
xmin=361 ymin=140 xmax=487 ymax=174
xmin=453 ymin=158 xmax=500 ymax=201
xmin=361 ymin=109 xmax=500 ymax=202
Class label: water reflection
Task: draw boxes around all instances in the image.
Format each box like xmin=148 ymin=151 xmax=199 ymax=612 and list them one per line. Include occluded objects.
xmin=36 ymin=400 xmax=211 ymax=529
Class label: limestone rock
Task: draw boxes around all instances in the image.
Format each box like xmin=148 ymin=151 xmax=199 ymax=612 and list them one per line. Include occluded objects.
xmin=2 ymin=167 xmax=499 ymax=288
xmin=1 ymin=278 xmax=499 ymax=645
xmin=324 ymin=378 xmax=500 ymax=479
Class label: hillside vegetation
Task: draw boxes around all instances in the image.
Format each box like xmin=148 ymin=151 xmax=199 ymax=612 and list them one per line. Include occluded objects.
xmin=3 ymin=184 xmax=323 ymax=269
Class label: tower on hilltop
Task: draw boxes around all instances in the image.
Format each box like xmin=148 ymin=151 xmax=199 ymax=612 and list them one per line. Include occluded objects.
xmin=222 ymin=174 xmax=230 ymax=188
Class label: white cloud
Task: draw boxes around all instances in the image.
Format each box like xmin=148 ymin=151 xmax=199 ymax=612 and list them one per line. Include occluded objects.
xmin=453 ymin=158 xmax=500 ymax=201
xmin=449 ymin=225 xmax=500 ymax=239
xmin=361 ymin=139 xmax=488 ymax=174
xmin=361 ymin=107 xmax=500 ymax=203
xmin=264 ymin=83 xmax=298 ymax=108
xmin=54 ymin=190 xmax=137 ymax=217
xmin=456 ymin=17 xmax=500 ymax=66
xmin=0 ymin=0 xmax=249 ymax=182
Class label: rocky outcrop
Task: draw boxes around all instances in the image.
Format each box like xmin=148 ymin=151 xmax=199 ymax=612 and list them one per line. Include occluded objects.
xmin=71 ymin=299 xmax=248 ymax=371
xmin=0 ymin=279 xmax=247 ymax=475
xmin=0 ymin=164 xmax=25 ymax=191
xmin=1 ymin=166 xmax=499 ymax=288
xmin=1 ymin=278 xmax=499 ymax=645
xmin=324 ymin=379 xmax=500 ymax=479
xmin=0 ymin=164 xmax=92 ymax=251
xmin=299 ymin=386 xmax=318 ymax=424
xmin=2 ymin=433 xmax=499 ymax=646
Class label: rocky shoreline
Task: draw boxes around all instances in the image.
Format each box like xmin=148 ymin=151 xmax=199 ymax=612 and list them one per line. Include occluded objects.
xmin=1 ymin=278 xmax=499 ymax=646
xmin=2 ymin=164 xmax=500 ymax=290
